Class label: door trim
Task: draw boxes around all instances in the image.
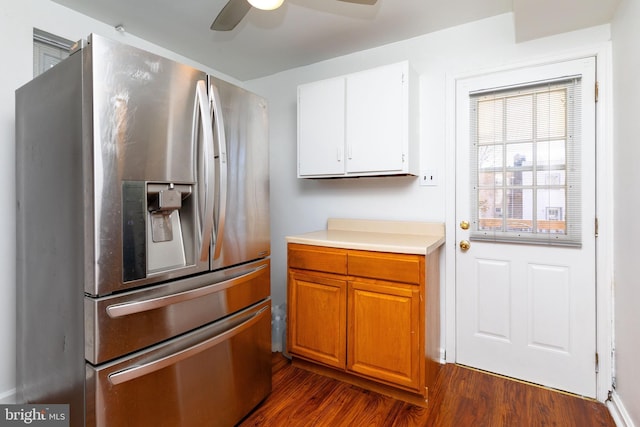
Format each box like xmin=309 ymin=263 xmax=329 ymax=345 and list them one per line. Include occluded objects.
xmin=444 ymin=43 xmax=614 ymax=402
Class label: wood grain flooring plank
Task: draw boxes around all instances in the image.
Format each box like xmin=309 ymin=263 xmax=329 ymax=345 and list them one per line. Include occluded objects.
xmin=237 ymin=354 xmax=615 ymax=427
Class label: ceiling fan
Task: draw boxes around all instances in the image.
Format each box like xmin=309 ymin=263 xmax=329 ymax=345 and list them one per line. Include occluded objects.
xmin=211 ymin=0 xmax=378 ymax=31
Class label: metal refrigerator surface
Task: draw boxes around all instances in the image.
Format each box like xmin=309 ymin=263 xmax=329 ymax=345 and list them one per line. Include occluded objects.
xmin=16 ymin=34 xmax=271 ymax=427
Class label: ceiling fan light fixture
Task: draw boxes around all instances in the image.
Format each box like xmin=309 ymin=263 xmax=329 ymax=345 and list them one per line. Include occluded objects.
xmin=247 ymin=0 xmax=284 ymax=11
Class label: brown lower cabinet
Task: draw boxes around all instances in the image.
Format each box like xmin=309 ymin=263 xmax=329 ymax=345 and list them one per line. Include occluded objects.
xmin=287 ymin=243 xmax=441 ymax=406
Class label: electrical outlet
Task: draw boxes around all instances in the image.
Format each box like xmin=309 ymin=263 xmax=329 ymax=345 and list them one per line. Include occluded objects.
xmin=420 ymin=170 xmax=438 ymax=186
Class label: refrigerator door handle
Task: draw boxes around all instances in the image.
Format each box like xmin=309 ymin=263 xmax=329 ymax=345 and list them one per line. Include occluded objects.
xmin=195 ymin=80 xmax=215 ymax=262
xmin=106 ymin=263 xmax=268 ymax=318
xmin=210 ymin=83 xmax=228 ymax=261
xmin=108 ymin=305 xmax=269 ymax=385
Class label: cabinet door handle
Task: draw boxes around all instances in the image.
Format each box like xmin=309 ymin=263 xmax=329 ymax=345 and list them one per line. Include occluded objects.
xmin=337 ymin=146 xmax=343 ymax=162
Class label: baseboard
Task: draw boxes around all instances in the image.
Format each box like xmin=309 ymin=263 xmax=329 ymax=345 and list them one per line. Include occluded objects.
xmin=0 ymin=388 xmax=17 ymax=404
xmin=607 ymin=391 xmax=636 ymax=427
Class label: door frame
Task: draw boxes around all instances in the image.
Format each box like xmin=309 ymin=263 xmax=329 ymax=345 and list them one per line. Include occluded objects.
xmin=444 ymin=43 xmax=614 ymax=402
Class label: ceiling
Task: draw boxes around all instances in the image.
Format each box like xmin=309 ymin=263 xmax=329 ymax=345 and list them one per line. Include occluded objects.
xmin=50 ymin=0 xmax=619 ymax=81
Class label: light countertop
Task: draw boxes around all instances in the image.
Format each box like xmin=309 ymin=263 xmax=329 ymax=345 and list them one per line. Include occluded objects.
xmin=286 ymin=218 xmax=445 ymax=255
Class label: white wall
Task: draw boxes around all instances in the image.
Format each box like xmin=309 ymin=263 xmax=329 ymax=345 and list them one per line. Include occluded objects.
xmin=611 ymin=0 xmax=640 ymax=425
xmin=0 ymin=0 xmax=242 ymax=403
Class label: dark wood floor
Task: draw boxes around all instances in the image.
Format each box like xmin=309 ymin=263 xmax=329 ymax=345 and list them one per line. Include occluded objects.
xmin=238 ymin=353 xmax=615 ymax=427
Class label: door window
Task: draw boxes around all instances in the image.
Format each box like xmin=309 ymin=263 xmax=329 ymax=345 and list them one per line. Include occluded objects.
xmin=33 ymin=29 xmax=72 ymax=77
xmin=469 ymin=78 xmax=582 ymax=246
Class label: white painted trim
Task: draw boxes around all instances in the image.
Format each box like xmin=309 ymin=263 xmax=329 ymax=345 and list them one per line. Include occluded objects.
xmin=444 ymin=71 xmax=457 ymax=365
xmin=594 ymin=41 xmax=615 ymax=404
xmin=444 ymin=42 xmax=614 ymax=402
xmin=608 ymin=391 xmax=637 ymax=427
xmin=0 ymin=388 xmax=17 ymax=404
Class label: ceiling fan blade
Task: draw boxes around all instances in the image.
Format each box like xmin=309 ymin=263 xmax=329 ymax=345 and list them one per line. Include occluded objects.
xmin=338 ymin=0 xmax=377 ymax=4
xmin=211 ymin=0 xmax=252 ymax=31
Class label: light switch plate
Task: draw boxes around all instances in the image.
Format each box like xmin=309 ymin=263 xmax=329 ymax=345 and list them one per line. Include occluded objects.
xmin=420 ymin=170 xmax=438 ymax=186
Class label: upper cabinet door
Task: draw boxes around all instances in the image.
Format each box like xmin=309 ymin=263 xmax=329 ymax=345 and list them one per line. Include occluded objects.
xmin=345 ymin=62 xmax=406 ymax=174
xmin=297 ymin=77 xmax=346 ymax=177
xmin=297 ymin=61 xmax=417 ymax=178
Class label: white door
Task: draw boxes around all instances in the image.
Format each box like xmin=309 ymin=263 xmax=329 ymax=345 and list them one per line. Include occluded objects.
xmin=455 ymin=57 xmax=597 ymax=397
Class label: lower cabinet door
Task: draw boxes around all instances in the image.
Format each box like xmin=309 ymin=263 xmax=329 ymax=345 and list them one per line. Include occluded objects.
xmin=86 ymin=299 xmax=272 ymax=427
xmin=347 ymin=280 xmax=421 ymax=391
xmin=288 ymin=270 xmax=347 ymax=368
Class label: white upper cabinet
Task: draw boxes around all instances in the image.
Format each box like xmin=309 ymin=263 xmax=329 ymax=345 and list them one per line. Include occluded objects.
xmin=297 ymin=61 xmax=418 ymax=178
xmin=297 ymin=77 xmax=346 ymax=177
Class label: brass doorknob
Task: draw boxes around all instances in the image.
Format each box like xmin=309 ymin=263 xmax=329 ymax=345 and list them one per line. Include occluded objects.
xmin=459 ymin=240 xmax=471 ymax=251
xmin=460 ymin=220 xmax=470 ymax=230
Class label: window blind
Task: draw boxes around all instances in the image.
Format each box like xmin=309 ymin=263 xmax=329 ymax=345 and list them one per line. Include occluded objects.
xmin=469 ymin=76 xmax=582 ymax=247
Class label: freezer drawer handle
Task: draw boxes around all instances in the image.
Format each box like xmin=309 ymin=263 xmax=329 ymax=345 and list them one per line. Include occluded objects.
xmin=108 ymin=305 xmax=268 ymax=385
xmin=106 ymin=264 xmax=267 ymax=318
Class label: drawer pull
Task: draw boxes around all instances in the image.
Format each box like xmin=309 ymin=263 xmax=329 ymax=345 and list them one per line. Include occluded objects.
xmin=106 ymin=264 xmax=267 ymax=318
xmin=108 ymin=305 xmax=268 ymax=385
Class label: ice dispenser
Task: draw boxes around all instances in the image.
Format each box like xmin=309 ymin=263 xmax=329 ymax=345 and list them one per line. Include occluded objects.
xmin=122 ymin=181 xmax=198 ymax=282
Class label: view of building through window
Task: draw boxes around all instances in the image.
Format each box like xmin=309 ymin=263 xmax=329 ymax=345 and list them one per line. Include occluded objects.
xmin=470 ymin=79 xmax=582 ymax=245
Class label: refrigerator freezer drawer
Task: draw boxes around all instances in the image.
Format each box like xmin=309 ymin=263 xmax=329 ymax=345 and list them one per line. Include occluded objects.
xmin=86 ymin=299 xmax=272 ymax=427
xmin=85 ymin=258 xmax=270 ymax=364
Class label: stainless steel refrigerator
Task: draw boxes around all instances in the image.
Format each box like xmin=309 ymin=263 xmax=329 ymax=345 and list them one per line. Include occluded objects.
xmin=16 ymin=34 xmax=271 ymax=427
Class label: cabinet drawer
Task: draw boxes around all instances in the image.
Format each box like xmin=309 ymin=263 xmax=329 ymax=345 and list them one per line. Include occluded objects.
xmin=288 ymin=244 xmax=347 ymax=275
xmin=348 ymin=251 xmax=422 ymax=284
